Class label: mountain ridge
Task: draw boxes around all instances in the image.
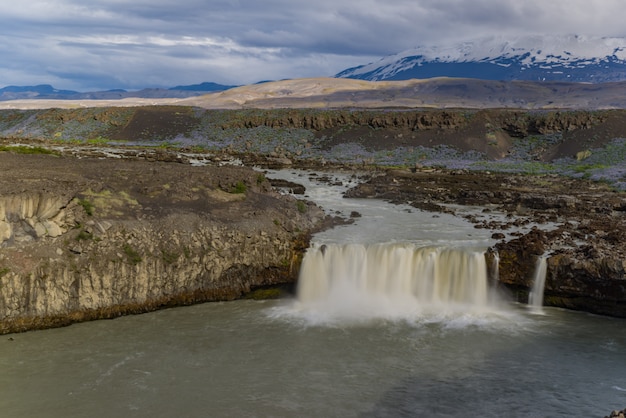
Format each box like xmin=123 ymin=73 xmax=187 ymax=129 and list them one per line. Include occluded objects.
xmin=5 ymin=77 xmax=626 ymax=110
xmin=336 ymin=35 xmax=626 ymax=83
xmin=0 ymin=82 xmax=238 ymax=101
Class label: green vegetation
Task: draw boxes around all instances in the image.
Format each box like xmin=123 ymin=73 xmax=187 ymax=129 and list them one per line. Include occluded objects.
xmin=122 ymin=244 xmax=142 ymax=265
xmin=156 ymin=141 xmax=180 ymax=149
xmin=471 ymin=160 xmax=557 ymax=175
xmin=572 ymin=163 xmax=609 ymax=173
xmin=86 ymin=136 xmax=109 ymax=145
xmin=79 ymin=189 xmax=138 ymax=216
xmin=76 ymin=229 xmax=92 ymax=241
xmin=245 ymin=287 xmax=283 ymax=300
xmin=576 ymin=150 xmax=592 ymax=161
xmin=0 ymin=145 xmax=59 ymax=155
xmin=77 ymin=198 xmax=95 ymax=216
xmin=231 ymin=181 xmax=247 ymax=194
xmin=161 ymin=249 xmax=180 ymax=265
xmin=0 ymin=267 xmax=10 ymax=279
xmin=296 ymin=200 xmax=307 ymax=213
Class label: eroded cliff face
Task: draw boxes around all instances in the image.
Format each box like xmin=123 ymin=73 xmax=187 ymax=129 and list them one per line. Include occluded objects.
xmin=0 ymin=154 xmax=328 ymax=334
xmin=0 ymin=193 xmax=70 ymax=244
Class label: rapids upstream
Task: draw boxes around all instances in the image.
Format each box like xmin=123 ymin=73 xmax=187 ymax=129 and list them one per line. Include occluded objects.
xmin=0 ymin=169 xmax=625 ymax=417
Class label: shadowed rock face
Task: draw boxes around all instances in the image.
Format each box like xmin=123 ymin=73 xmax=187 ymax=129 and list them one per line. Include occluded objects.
xmin=0 ymin=153 xmax=331 ymax=334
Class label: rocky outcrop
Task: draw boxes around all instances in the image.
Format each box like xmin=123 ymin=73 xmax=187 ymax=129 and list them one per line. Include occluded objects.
xmin=0 ymin=153 xmax=330 ymax=334
xmin=219 ymin=108 xmax=611 ymax=137
xmin=0 ymin=193 xmax=71 ymax=243
xmin=219 ymin=109 xmax=469 ymax=131
xmin=491 ymin=227 xmax=626 ymax=317
xmin=499 ymin=110 xmax=606 ymax=137
xmin=606 ymin=408 xmax=626 ymax=418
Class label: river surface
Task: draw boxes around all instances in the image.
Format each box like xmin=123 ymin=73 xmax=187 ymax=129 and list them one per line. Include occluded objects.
xmin=1 ymin=170 xmax=625 ymax=417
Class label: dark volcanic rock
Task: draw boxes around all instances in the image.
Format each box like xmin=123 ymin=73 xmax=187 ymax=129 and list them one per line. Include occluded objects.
xmin=269 ymin=178 xmax=306 ymax=194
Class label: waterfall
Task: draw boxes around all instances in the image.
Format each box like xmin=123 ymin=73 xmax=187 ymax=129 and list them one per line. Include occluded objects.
xmin=528 ymin=256 xmax=548 ymax=309
xmin=490 ymin=251 xmax=500 ymax=282
xmin=296 ymin=243 xmax=499 ymax=319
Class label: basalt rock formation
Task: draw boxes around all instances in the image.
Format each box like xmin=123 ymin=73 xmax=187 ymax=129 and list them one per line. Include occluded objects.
xmin=0 ymin=153 xmax=329 ymax=334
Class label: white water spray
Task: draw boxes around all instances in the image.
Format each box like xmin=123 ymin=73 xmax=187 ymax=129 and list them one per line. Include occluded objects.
xmin=528 ymin=255 xmax=548 ymax=309
xmin=264 ymin=170 xmax=544 ymax=323
xmin=296 ymin=243 xmax=503 ymax=320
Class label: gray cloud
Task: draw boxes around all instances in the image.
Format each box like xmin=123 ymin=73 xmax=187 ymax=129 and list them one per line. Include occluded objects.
xmin=0 ymin=0 xmax=624 ymax=90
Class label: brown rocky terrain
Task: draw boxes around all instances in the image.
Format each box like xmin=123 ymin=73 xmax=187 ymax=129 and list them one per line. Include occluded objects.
xmin=0 ymin=152 xmax=333 ymax=334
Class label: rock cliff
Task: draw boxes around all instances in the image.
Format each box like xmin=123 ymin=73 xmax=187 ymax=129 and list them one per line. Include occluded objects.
xmin=0 ymin=153 xmax=328 ymax=334
xmin=493 ymin=225 xmax=626 ymax=317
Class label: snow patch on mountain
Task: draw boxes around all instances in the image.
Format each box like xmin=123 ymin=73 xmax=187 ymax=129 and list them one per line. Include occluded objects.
xmin=336 ymin=35 xmax=626 ymax=83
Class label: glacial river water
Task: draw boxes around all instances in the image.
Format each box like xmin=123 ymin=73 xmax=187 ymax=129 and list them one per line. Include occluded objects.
xmin=1 ymin=170 xmax=625 ymax=417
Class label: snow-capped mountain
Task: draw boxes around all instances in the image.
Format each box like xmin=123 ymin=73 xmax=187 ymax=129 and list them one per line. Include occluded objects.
xmin=336 ymin=35 xmax=626 ymax=83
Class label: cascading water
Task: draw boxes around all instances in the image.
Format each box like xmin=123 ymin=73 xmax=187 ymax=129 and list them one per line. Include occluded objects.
xmin=296 ymin=242 xmax=500 ymax=320
xmin=265 ymin=169 xmax=551 ymax=322
xmin=528 ymin=255 xmax=548 ymax=309
xmin=490 ymin=251 xmax=500 ymax=282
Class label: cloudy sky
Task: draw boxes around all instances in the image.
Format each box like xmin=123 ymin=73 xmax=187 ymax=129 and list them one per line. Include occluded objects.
xmin=1 ymin=0 xmax=625 ymax=91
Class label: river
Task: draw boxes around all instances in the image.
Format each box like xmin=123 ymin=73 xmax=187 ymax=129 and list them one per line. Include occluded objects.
xmin=1 ymin=170 xmax=625 ymax=417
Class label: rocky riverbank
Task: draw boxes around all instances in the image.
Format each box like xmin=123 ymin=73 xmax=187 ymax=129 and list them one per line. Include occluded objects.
xmin=0 ymin=152 xmax=334 ymax=334
xmin=346 ymin=168 xmax=626 ymax=317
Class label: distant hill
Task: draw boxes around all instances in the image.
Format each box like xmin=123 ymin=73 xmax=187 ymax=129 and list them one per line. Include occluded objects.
xmin=168 ymin=82 xmax=239 ymax=92
xmin=179 ymin=77 xmax=626 ymax=110
xmin=0 ymin=82 xmax=237 ymax=101
xmin=4 ymin=77 xmax=626 ymax=110
xmin=336 ymin=35 xmax=626 ymax=83
xmin=0 ymin=84 xmax=79 ymax=100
